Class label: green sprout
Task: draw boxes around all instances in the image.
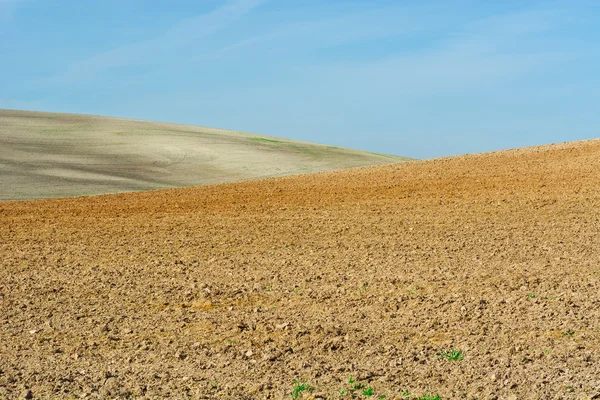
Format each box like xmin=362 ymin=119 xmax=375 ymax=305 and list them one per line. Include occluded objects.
xmin=291 ymin=380 xmax=314 ymax=399
xmin=436 ymin=348 xmax=464 ymax=361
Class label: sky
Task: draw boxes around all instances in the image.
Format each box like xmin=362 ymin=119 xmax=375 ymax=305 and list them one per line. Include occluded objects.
xmin=1 ymin=0 xmax=599 ymax=159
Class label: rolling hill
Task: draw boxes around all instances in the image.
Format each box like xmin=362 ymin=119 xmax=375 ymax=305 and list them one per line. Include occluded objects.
xmin=1 ymin=139 xmax=599 ymax=398
xmin=0 ymin=109 xmax=410 ymax=201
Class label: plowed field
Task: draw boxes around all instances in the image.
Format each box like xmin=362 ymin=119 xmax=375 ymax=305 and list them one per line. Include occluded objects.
xmin=1 ymin=140 xmax=600 ymax=399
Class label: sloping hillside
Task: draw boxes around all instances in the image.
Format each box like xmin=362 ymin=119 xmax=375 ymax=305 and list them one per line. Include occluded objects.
xmin=1 ymin=140 xmax=599 ymax=399
xmin=0 ymin=109 xmax=409 ymax=201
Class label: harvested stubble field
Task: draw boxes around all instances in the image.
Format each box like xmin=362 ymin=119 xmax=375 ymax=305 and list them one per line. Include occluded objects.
xmin=1 ymin=139 xmax=600 ymax=399
xmin=0 ymin=109 xmax=407 ymax=201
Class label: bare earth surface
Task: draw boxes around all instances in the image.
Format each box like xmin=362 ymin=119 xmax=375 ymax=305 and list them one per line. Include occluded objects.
xmin=1 ymin=139 xmax=600 ymax=399
xmin=0 ymin=109 xmax=407 ymax=201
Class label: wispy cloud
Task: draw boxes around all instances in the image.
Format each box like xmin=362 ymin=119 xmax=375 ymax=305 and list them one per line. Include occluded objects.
xmin=30 ymin=1 xmax=592 ymax=96
xmin=290 ymin=4 xmax=586 ymax=96
xmin=45 ymin=0 xmax=269 ymax=84
xmin=193 ymin=1 xmax=464 ymax=62
xmin=191 ymin=0 xmax=582 ymax=88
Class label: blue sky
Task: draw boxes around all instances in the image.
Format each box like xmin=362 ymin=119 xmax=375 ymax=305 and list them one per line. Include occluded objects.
xmin=1 ymin=0 xmax=599 ymax=158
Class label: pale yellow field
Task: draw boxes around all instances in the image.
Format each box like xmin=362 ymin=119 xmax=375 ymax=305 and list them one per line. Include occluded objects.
xmin=0 ymin=109 xmax=410 ymax=201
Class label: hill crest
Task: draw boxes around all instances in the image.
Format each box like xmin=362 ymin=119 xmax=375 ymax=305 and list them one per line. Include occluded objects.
xmin=0 ymin=109 xmax=410 ymax=201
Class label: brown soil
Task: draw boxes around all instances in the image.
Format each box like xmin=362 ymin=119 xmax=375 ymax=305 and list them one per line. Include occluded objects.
xmin=1 ymin=139 xmax=600 ymax=399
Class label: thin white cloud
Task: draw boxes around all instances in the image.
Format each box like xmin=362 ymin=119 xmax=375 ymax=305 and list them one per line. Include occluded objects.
xmin=291 ymin=4 xmax=585 ymax=96
xmin=192 ymin=1 xmax=578 ymax=72
xmin=45 ymin=0 xmax=269 ymax=84
xmin=193 ymin=1 xmax=465 ymax=62
xmin=31 ymin=0 xmax=596 ymax=107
